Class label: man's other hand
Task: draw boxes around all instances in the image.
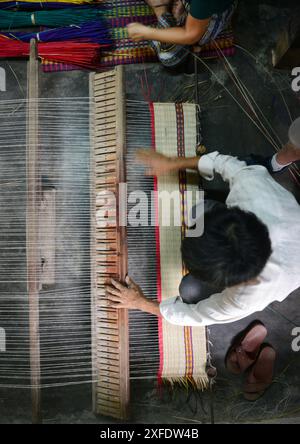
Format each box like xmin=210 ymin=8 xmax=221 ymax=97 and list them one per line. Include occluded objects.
xmin=136 ymin=149 xmax=176 ymax=176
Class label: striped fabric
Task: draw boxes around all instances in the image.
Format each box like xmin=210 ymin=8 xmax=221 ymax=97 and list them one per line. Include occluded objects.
xmin=150 ymin=102 xmax=208 ymax=389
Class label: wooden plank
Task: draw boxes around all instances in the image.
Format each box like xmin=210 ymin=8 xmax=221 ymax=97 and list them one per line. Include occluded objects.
xmin=94 ymin=71 xmax=116 ymax=81
xmin=91 ymin=67 xmax=130 ymax=421
xmin=26 ymin=39 xmax=42 ymax=424
xmin=39 ymin=188 xmax=56 ymax=285
xmin=89 ymin=71 xmax=98 ymax=414
xmin=94 ymin=85 xmax=116 ymax=95
xmin=94 ymin=110 xmax=116 ymax=121
xmin=114 ymin=65 xmax=130 ymax=421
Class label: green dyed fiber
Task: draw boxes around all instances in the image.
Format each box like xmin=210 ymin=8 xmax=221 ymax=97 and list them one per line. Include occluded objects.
xmin=0 ymin=7 xmax=105 ymax=30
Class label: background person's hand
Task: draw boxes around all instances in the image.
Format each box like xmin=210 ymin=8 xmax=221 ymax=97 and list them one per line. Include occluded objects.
xmin=127 ymin=23 xmax=152 ymax=41
xmin=136 ymin=149 xmax=176 ymax=176
xmin=106 ymin=276 xmax=147 ymax=310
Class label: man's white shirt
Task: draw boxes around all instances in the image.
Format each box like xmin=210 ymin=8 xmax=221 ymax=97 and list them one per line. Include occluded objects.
xmin=159 ymin=152 xmax=300 ymax=326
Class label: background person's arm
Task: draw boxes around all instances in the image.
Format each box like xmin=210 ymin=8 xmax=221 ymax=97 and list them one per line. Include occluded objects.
xmin=128 ymin=14 xmax=210 ymax=45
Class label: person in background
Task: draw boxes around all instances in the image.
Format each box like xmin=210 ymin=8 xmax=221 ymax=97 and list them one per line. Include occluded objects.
xmin=127 ymin=0 xmax=238 ymax=68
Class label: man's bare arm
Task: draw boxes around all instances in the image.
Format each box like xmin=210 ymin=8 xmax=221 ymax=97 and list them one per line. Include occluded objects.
xmin=136 ymin=149 xmax=200 ymax=176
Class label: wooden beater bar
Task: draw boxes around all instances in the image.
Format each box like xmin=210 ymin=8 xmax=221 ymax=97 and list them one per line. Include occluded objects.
xmin=90 ymin=66 xmax=130 ymax=420
xmin=26 ymin=39 xmax=42 ymax=424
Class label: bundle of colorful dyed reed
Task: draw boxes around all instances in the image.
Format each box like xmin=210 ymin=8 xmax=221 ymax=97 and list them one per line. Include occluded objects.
xmin=0 ymin=0 xmax=94 ymax=8
xmin=5 ymin=20 xmax=112 ymax=45
xmin=0 ymin=7 xmax=107 ymax=29
xmin=0 ymin=35 xmax=104 ymax=69
xmin=38 ymin=41 xmax=103 ymax=69
xmin=0 ymin=35 xmax=29 ymax=57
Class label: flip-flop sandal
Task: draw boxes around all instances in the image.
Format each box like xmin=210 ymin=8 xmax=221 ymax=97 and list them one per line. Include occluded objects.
xmin=243 ymin=344 xmax=276 ymax=401
xmin=225 ymin=320 xmax=267 ymax=375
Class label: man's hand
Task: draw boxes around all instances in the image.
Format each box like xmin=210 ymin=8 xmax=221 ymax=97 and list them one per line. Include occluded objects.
xmin=136 ymin=149 xmax=177 ymax=176
xmin=106 ymin=276 xmax=147 ymax=310
xmin=136 ymin=149 xmax=200 ymax=175
xmin=127 ymin=23 xmax=153 ymax=41
xmin=276 ymin=142 xmax=300 ymax=165
xmin=106 ymin=276 xmax=161 ymax=317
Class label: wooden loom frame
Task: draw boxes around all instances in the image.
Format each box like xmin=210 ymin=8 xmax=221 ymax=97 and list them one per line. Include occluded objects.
xmin=24 ymin=45 xmax=130 ymax=422
xmin=90 ymin=66 xmax=130 ymax=420
xmin=25 ymin=39 xmax=56 ymax=424
xmin=22 ymin=57 xmax=205 ymax=422
xmin=26 ymin=38 xmax=42 ymax=425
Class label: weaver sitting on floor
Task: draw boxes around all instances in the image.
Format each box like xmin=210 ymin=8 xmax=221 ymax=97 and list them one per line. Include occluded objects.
xmin=107 ymin=142 xmax=300 ymax=326
xmin=127 ymin=0 xmax=237 ymax=67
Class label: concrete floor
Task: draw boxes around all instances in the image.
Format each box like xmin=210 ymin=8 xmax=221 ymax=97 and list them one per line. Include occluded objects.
xmin=0 ymin=0 xmax=299 ymax=424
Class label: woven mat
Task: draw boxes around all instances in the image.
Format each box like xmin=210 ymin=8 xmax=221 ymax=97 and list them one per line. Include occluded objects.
xmin=42 ymin=0 xmax=235 ymax=72
xmin=150 ymin=102 xmax=208 ymax=388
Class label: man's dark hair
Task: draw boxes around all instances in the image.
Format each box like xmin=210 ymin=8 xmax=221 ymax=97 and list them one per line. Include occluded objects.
xmin=181 ymin=206 xmax=272 ymax=289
